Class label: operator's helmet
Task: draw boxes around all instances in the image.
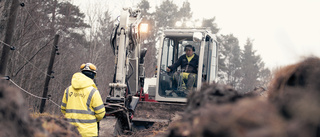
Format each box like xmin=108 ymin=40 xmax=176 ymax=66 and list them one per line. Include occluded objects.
xmin=80 ymin=63 xmax=97 ymax=79
xmin=184 ymin=45 xmax=195 ymax=51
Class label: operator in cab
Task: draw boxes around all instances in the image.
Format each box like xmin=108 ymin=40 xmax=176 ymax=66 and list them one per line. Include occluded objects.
xmin=166 ymin=45 xmax=199 ymax=91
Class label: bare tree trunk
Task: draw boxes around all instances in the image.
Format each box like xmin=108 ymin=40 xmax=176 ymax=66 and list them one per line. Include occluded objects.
xmin=0 ymin=0 xmax=10 ymax=39
xmin=0 ymin=0 xmax=19 ymax=75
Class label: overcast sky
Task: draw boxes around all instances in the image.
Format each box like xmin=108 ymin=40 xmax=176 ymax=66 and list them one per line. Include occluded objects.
xmin=74 ymin=0 xmax=320 ymax=70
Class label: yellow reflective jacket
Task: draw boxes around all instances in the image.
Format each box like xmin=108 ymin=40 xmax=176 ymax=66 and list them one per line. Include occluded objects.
xmin=61 ymin=72 xmax=105 ymax=137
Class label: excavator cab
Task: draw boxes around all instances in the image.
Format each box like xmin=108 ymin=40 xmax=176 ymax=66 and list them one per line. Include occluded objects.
xmin=104 ymin=8 xmax=219 ymax=136
xmin=155 ymin=28 xmax=219 ymax=102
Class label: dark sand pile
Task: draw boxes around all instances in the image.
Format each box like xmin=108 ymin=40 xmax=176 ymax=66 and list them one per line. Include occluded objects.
xmin=0 ymin=81 xmax=80 ymax=137
xmin=0 ymin=81 xmax=34 ymax=137
xmin=268 ymin=57 xmax=320 ymax=137
xmin=32 ymin=115 xmax=80 ymax=137
xmin=129 ymin=122 xmax=169 ymax=137
xmin=168 ymin=83 xmax=286 ymax=137
xmin=165 ymin=57 xmax=320 ymax=137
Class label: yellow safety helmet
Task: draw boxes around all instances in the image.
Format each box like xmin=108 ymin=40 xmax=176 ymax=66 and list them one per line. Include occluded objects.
xmin=80 ymin=63 xmax=97 ymax=74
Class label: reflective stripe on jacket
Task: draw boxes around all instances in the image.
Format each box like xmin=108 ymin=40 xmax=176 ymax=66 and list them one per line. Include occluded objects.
xmin=61 ymin=72 xmax=105 ymax=137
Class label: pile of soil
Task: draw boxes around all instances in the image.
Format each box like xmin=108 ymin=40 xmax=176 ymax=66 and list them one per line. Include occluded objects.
xmin=165 ymin=57 xmax=320 ymax=137
xmin=167 ymin=83 xmax=286 ymax=137
xmin=185 ymin=83 xmax=245 ymax=112
xmin=129 ymin=122 xmax=169 ymax=137
xmin=32 ymin=115 xmax=80 ymax=137
xmin=0 ymin=81 xmax=34 ymax=137
xmin=268 ymin=57 xmax=320 ymax=137
xmin=0 ymin=81 xmax=80 ymax=137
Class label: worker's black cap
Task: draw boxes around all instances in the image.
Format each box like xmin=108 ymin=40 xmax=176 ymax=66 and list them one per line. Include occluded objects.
xmin=184 ymin=45 xmax=195 ymax=51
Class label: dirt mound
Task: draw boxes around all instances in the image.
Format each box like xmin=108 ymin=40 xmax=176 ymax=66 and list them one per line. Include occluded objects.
xmin=129 ymin=122 xmax=169 ymax=137
xmin=268 ymin=57 xmax=320 ymax=99
xmin=0 ymin=81 xmax=80 ymax=137
xmin=0 ymin=81 xmax=34 ymax=137
xmin=268 ymin=57 xmax=320 ymax=137
xmin=166 ymin=57 xmax=320 ymax=137
xmin=185 ymin=83 xmax=245 ymax=113
xmin=32 ymin=115 xmax=80 ymax=137
xmin=167 ymin=83 xmax=286 ymax=137
xmin=169 ymin=98 xmax=286 ymax=137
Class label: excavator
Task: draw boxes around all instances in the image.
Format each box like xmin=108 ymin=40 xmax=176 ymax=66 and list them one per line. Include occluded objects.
xmin=104 ymin=8 xmax=219 ymax=136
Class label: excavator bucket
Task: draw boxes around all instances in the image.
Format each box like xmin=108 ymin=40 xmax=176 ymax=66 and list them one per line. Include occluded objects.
xmin=100 ymin=101 xmax=186 ymax=136
xmin=131 ymin=101 xmax=186 ymax=129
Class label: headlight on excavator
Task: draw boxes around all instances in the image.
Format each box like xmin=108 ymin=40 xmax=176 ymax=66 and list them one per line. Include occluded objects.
xmin=139 ymin=23 xmax=148 ymax=33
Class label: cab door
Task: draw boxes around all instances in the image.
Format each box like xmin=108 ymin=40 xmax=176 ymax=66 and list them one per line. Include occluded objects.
xmin=201 ymin=38 xmax=218 ymax=84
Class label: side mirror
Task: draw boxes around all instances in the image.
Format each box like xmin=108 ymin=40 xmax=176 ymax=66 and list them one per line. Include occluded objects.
xmin=193 ymin=32 xmax=203 ymax=42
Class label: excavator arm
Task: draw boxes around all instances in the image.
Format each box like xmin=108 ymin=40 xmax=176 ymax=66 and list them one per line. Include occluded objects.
xmin=105 ymin=8 xmax=147 ymax=135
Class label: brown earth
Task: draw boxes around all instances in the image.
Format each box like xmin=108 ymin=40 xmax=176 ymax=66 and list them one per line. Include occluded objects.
xmin=0 ymin=80 xmax=80 ymax=137
xmin=32 ymin=114 xmax=80 ymax=137
xmin=166 ymin=83 xmax=287 ymax=137
xmin=267 ymin=57 xmax=320 ymax=137
xmin=0 ymin=80 xmax=34 ymax=137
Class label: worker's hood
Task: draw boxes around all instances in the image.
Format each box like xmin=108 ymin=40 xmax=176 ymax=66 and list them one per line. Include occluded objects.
xmin=71 ymin=72 xmax=97 ymax=90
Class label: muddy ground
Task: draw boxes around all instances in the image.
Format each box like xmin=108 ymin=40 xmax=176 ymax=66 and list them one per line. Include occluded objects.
xmin=1 ymin=57 xmax=320 ymax=137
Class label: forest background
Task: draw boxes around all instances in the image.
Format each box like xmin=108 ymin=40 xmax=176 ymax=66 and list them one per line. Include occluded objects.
xmin=0 ymin=0 xmax=270 ymax=114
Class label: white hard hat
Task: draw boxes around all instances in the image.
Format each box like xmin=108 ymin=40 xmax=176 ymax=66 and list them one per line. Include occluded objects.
xmin=80 ymin=63 xmax=97 ymax=74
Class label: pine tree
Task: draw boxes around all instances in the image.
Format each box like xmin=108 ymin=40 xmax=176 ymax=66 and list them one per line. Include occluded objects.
xmin=202 ymin=17 xmax=219 ymax=34
xmin=177 ymin=1 xmax=192 ymax=22
xmin=154 ymin=0 xmax=179 ymax=28
xmin=239 ymin=39 xmax=262 ymax=93
xmin=217 ymin=34 xmax=242 ymax=89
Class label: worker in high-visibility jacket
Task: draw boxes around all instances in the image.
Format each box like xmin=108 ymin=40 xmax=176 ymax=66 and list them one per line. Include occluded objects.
xmin=61 ymin=63 xmax=105 ymax=137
